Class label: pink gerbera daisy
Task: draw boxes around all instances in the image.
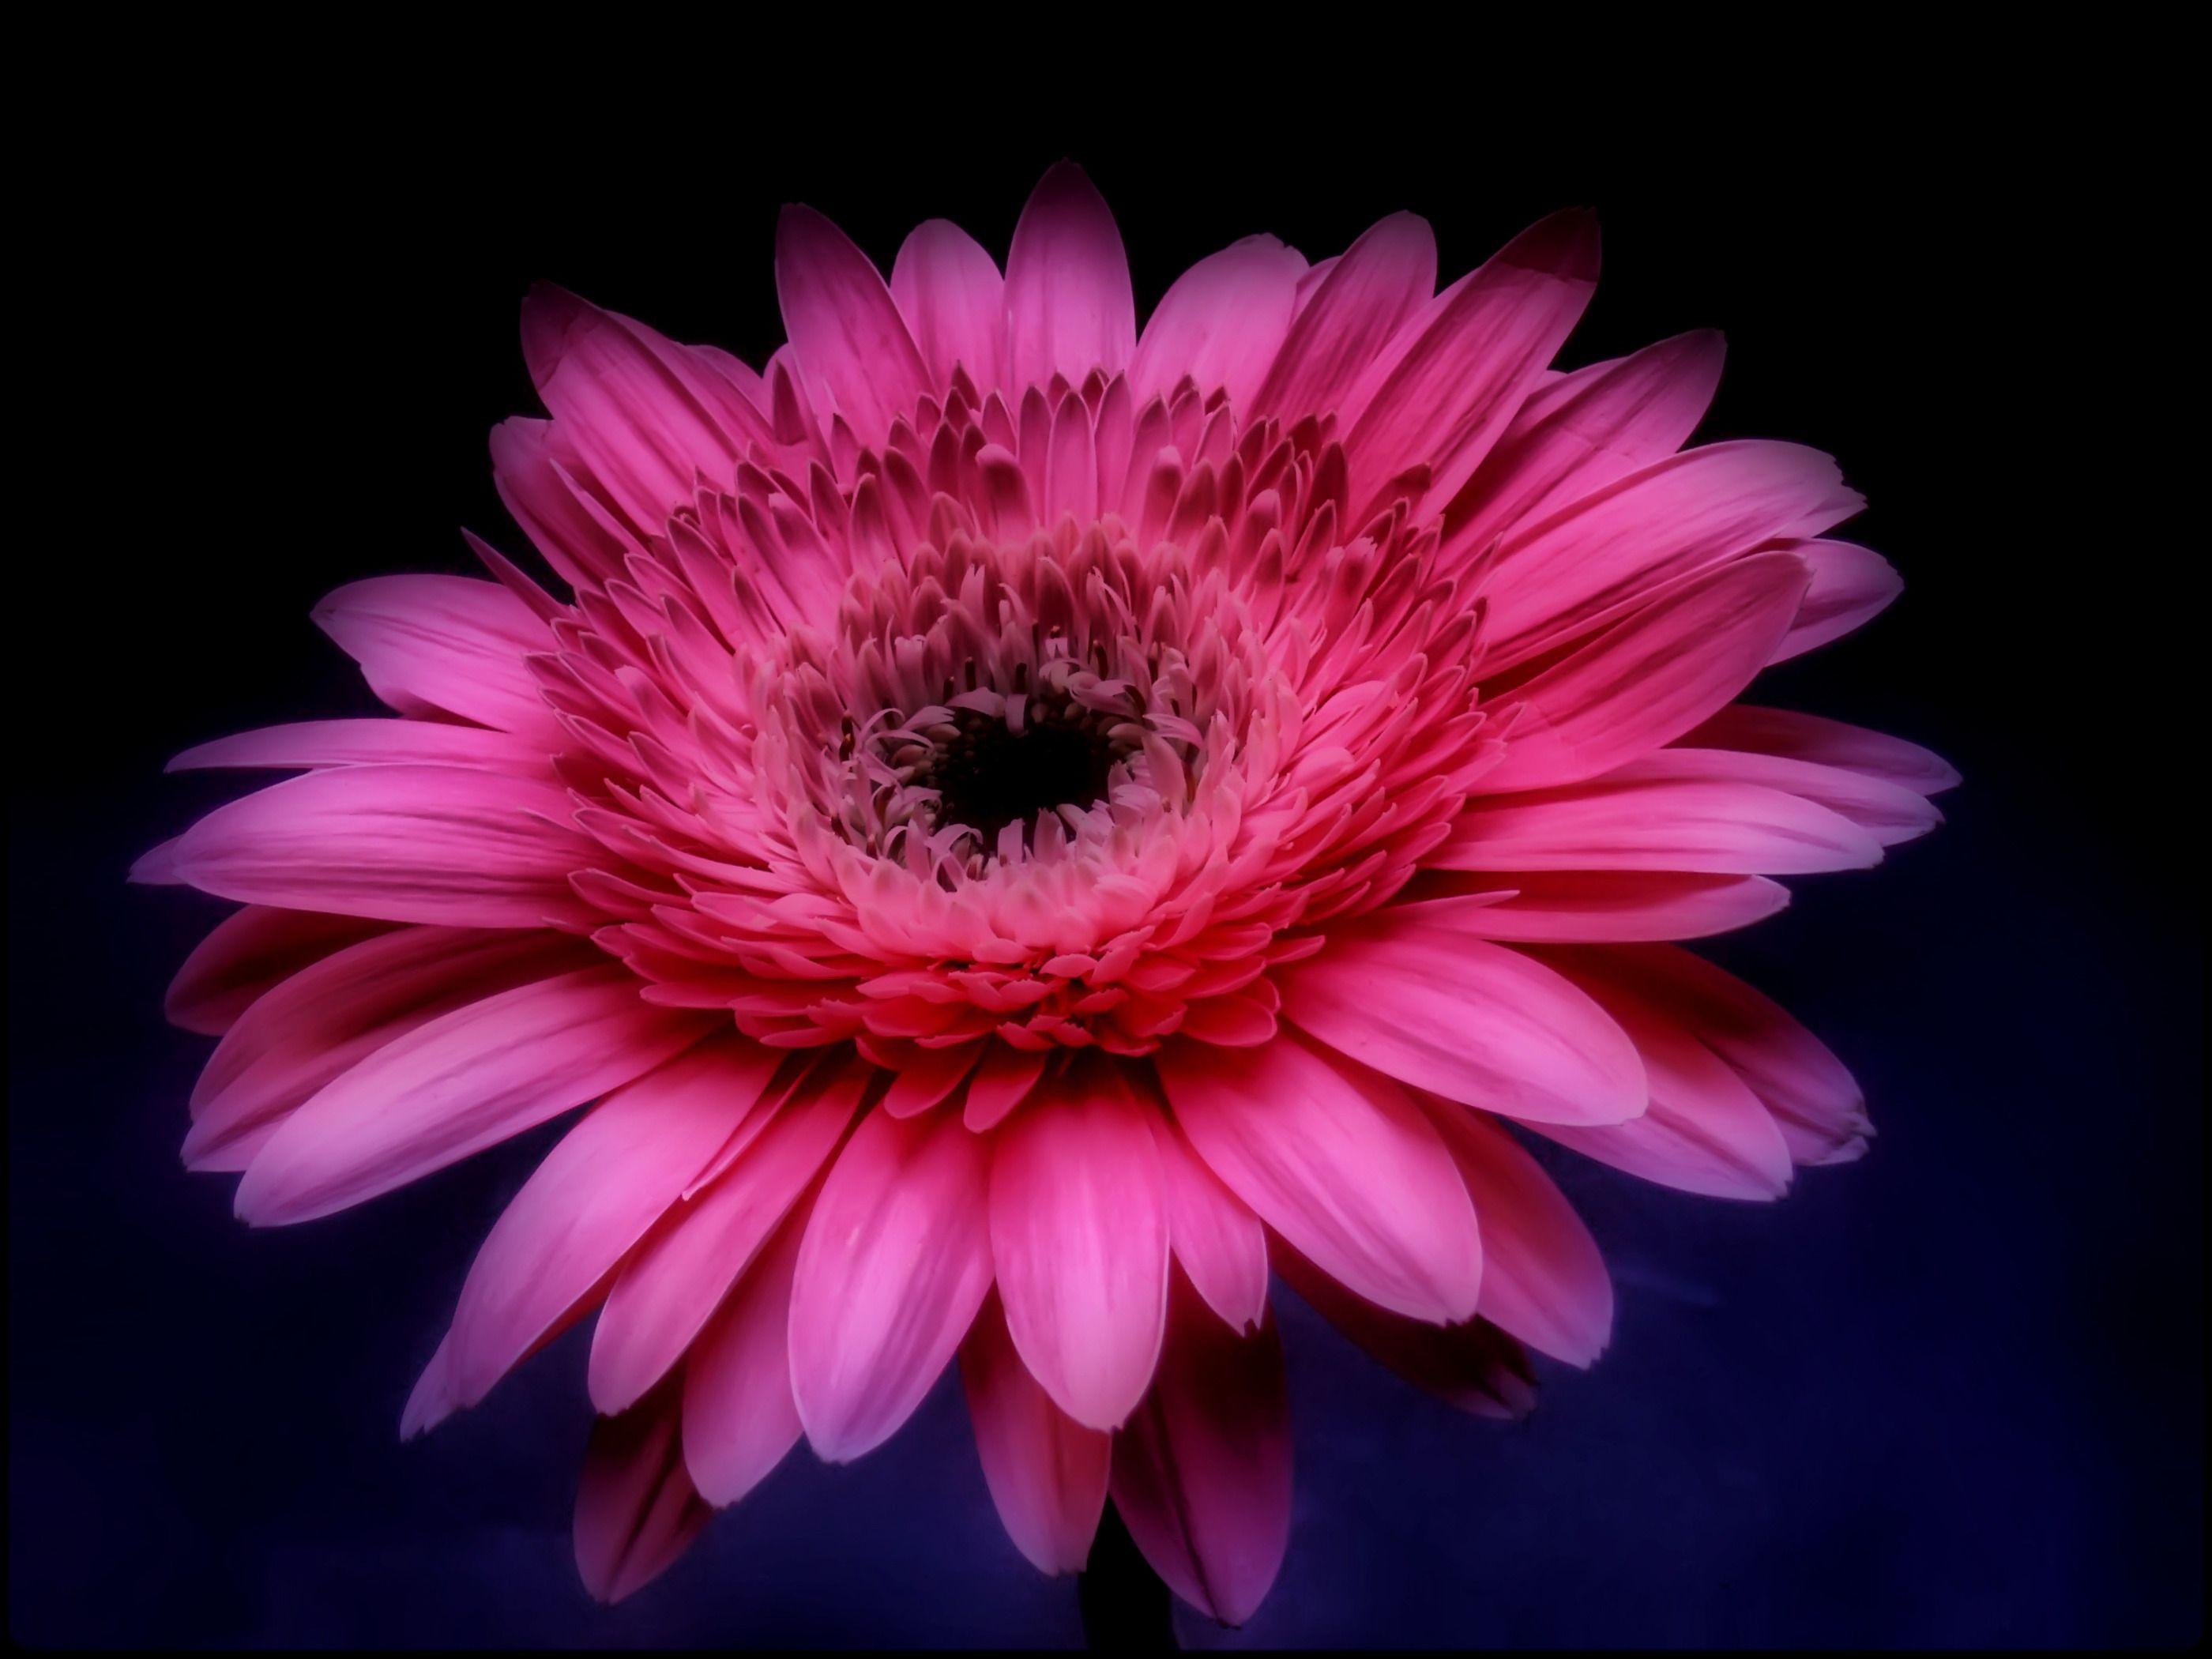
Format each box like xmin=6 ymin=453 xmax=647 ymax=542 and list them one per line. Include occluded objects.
xmin=137 ymin=162 xmax=1954 ymax=1622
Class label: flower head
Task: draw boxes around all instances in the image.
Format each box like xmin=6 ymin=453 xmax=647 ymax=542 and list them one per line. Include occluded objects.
xmin=141 ymin=163 xmax=1953 ymax=1621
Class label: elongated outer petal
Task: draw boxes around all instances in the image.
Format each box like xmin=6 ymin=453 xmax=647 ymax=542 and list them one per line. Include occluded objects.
xmin=164 ymin=907 xmax=391 ymax=1036
xmin=788 ymin=1102 xmax=995 ymax=1462
xmin=960 ymin=1290 xmax=1111 ymax=1575
xmin=233 ymin=965 xmax=705 ymax=1225
xmin=590 ymin=1058 xmax=867 ymax=1415
xmin=988 ymin=1063 xmax=1169 ymax=1430
xmin=1682 ymin=705 xmax=1962 ymax=796
xmin=1278 ymin=910 xmax=1646 ymax=1127
xmin=1341 ymin=209 xmax=1600 ymax=506
xmin=777 ymin=205 xmax=931 ymax=443
xmin=1129 ymin=236 xmax=1307 ymax=412
xmin=1479 ymin=551 xmax=1815 ymax=793
xmin=186 ymin=927 xmax=591 ymax=1172
xmin=1438 ymin=775 xmax=1884 ymax=875
xmin=314 ymin=575 xmax=557 ymax=735
xmin=1274 ymin=1242 xmax=1536 ymax=1420
xmin=1538 ymin=945 xmax=1871 ymax=1165
xmin=1402 ymin=872 xmax=1789 ymax=942
xmin=1109 ymin=1269 xmax=1292 ymax=1627
xmin=1253 ymin=213 xmax=1436 ymax=419
xmin=442 ymin=1036 xmax=782 ymax=1415
xmin=1527 ymin=977 xmax=1795 ymax=1201
xmin=574 ymin=1380 xmax=713 ymax=1604
xmin=1155 ymin=1114 xmax=1270 ymax=1332
xmin=169 ymin=763 xmax=600 ymax=930
xmin=1774 ymin=540 xmax=1903 ymax=661
xmin=890 ymin=219 xmax=1005 ymax=391
xmin=1425 ymin=1108 xmax=1613 ymax=1366
xmin=1157 ymin=1026 xmax=1481 ymax=1324
xmin=681 ymin=1195 xmax=811 ymax=1507
xmin=1448 ymin=329 xmax=1725 ymax=554
xmin=1612 ymin=748 xmax=1942 ymax=846
xmin=1480 ymin=441 xmax=1862 ymax=669
xmin=1005 ymin=163 xmax=1135 ymax=388
xmin=169 ymin=719 xmax=549 ymax=774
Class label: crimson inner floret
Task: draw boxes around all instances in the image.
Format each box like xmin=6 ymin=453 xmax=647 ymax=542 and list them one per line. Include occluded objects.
xmin=908 ymin=687 xmax=1133 ymax=852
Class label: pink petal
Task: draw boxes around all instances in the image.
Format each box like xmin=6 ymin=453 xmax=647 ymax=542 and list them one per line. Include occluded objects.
xmin=1398 ymin=872 xmax=1790 ymax=942
xmin=1480 ymin=441 xmax=1862 ymax=671
xmin=681 ymin=1195 xmax=811 ymax=1507
xmin=589 ymin=1057 xmax=867 ymax=1414
xmin=1154 ymin=1113 xmax=1270 ymax=1333
xmin=1541 ymin=945 xmax=1871 ymax=1165
xmin=169 ymin=763 xmax=600 ymax=930
xmin=963 ymin=1044 xmax=1050 ymax=1132
xmin=1341 ymin=209 xmax=1600 ymax=506
xmin=1157 ymin=1027 xmax=1481 ymax=1323
xmin=574 ymin=1380 xmax=713 ymax=1604
xmin=1128 ymin=235 xmax=1307 ymax=412
xmin=1279 ymin=912 xmax=1646 ymax=1127
xmin=890 ymin=219 xmax=1005 ymax=391
xmin=988 ymin=1062 xmax=1169 ymax=1430
xmin=314 ymin=574 xmax=557 ymax=735
xmin=1525 ymin=973 xmax=1795 ymax=1201
xmin=441 ymin=1036 xmax=782 ymax=1416
xmin=1682 ymin=705 xmax=1961 ymax=796
xmin=1439 ymin=774 xmax=1885 ymax=875
xmin=777 ymin=205 xmax=932 ymax=443
xmin=232 ymin=965 xmax=705 ymax=1225
xmin=1447 ymin=329 xmax=1725 ymax=553
xmin=169 ymin=718 xmax=548 ymax=774
xmin=1274 ymin=1243 xmax=1536 ymax=1419
xmin=788 ymin=1104 xmax=995 ymax=1462
xmin=164 ymin=907 xmax=391 ymax=1036
xmin=1478 ymin=551 xmax=1816 ymax=792
xmin=1004 ymin=163 xmax=1135 ymax=389
xmin=959 ymin=1290 xmax=1111 ymax=1575
xmin=1253 ymin=212 xmax=1436 ymax=419
xmin=1109 ymin=1269 xmax=1291 ymax=1627
xmin=1615 ymin=748 xmax=1941 ymax=846
xmin=1773 ymin=539 xmax=1904 ymax=661
xmin=1425 ymin=1108 xmax=1613 ymax=1366
xmin=186 ymin=926 xmax=591 ymax=1173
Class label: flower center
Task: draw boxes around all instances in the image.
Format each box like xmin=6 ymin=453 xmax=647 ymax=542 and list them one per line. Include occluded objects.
xmin=908 ymin=685 xmax=1134 ymax=851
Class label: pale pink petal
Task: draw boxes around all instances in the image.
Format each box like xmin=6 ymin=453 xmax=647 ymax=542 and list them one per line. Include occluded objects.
xmin=574 ymin=1380 xmax=713 ymax=1604
xmin=1157 ymin=1027 xmax=1481 ymax=1324
xmin=1773 ymin=539 xmax=1904 ymax=661
xmin=1004 ymin=163 xmax=1135 ymax=388
xmin=169 ymin=764 xmax=600 ymax=930
xmin=1253 ymin=212 xmax=1436 ymax=419
xmin=164 ymin=907 xmax=391 ymax=1036
xmin=1279 ymin=911 xmax=1645 ymax=1127
xmin=232 ymin=965 xmax=705 ymax=1224
xmin=890 ymin=219 xmax=1005 ymax=391
xmin=959 ymin=1290 xmax=1111 ymax=1575
xmin=1478 ymin=551 xmax=1816 ymax=792
xmin=589 ymin=1057 xmax=867 ymax=1414
xmin=1109 ymin=1269 xmax=1291 ymax=1627
xmin=788 ymin=1104 xmax=995 ymax=1462
xmin=314 ymin=575 xmax=558 ymax=735
xmin=1683 ymin=705 xmax=1962 ymax=796
xmin=1154 ymin=1113 xmax=1270 ymax=1333
xmin=1425 ymin=1108 xmax=1613 ymax=1367
xmin=988 ymin=1062 xmax=1168 ymax=1430
xmin=681 ymin=1195 xmax=811 ymax=1507
xmin=777 ymin=205 xmax=932 ymax=443
xmin=1275 ymin=1243 xmax=1537 ymax=1419
xmin=1398 ymin=872 xmax=1790 ymax=942
xmin=440 ymin=1036 xmax=782 ymax=1416
xmin=1128 ymin=235 xmax=1307 ymax=412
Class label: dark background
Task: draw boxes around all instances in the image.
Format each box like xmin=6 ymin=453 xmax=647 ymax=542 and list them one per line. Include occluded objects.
xmin=10 ymin=66 xmax=2201 ymax=1648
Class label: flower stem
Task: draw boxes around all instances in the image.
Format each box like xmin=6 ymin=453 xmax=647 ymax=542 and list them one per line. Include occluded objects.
xmin=1078 ymin=1501 xmax=1177 ymax=1650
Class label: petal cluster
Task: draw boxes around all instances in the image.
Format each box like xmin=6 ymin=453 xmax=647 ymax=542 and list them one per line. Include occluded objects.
xmin=143 ymin=162 xmax=1951 ymax=1622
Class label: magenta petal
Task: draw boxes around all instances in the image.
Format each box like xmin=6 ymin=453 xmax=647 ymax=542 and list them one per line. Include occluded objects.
xmin=787 ymin=1104 xmax=995 ymax=1462
xmin=1128 ymin=235 xmax=1307 ymax=412
xmin=163 ymin=906 xmax=391 ymax=1036
xmin=777 ymin=204 xmax=932 ymax=445
xmin=960 ymin=1290 xmax=1111 ymax=1575
xmin=1154 ymin=1114 xmax=1270 ymax=1333
xmin=314 ymin=574 xmax=558 ymax=736
xmin=890 ymin=219 xmax=1006 ymax=393
xmin=1004 ymin=162 xmax=1135 ymax=389
xmin=1109 ymin=1270 xmax=1292 ymax=1627
xmin=574 ymin=1380 xmax=713 ymax=1604
xmin=681 ymin=1196 xmax=811 ymax=1508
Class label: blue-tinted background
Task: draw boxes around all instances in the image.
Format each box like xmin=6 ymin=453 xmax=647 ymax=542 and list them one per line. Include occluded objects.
xmin=11 ymin=86 xmax=2200 ymax=1646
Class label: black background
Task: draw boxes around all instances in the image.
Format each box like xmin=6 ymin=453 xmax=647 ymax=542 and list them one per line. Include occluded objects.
xmin=9 ymin=58 xmax=2201 ymax=1648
